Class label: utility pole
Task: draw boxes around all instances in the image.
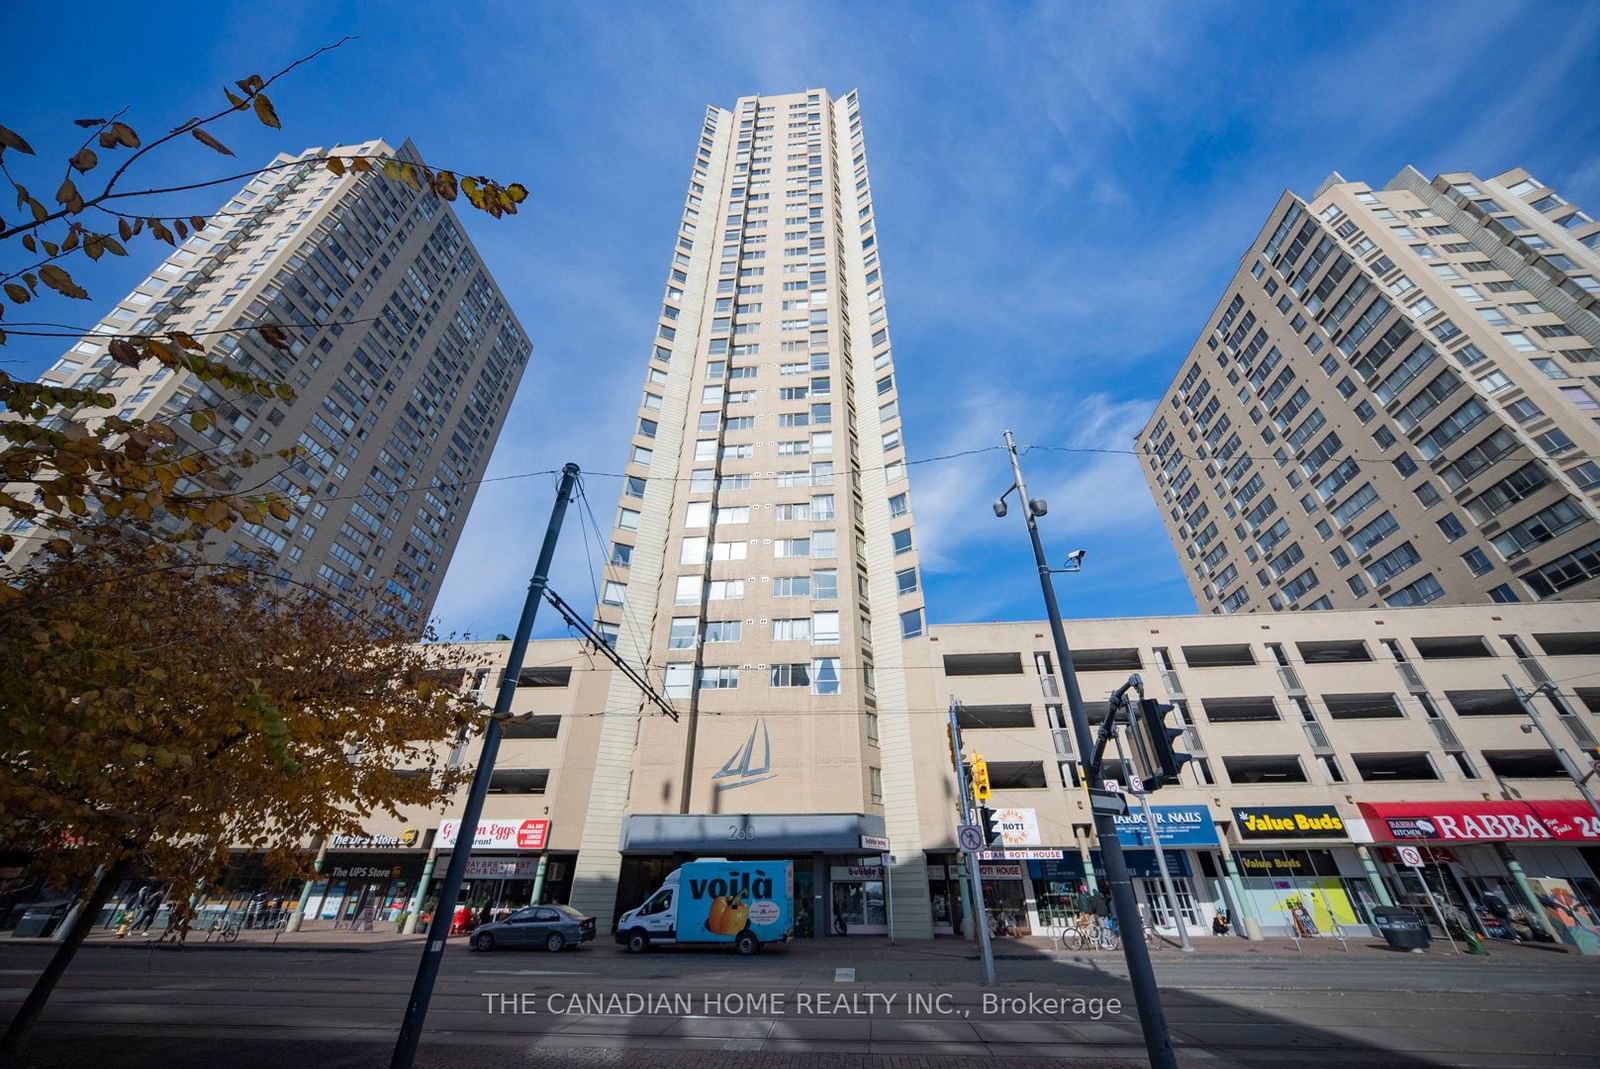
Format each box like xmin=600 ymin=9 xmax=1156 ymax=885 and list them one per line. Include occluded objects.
xmin=1506 ymin=675 xmax=1600 ymax=822
xmin=995 ymin=431 xmax=1177 ymax=1069
xmin=949 ymin=700 xmax=997 ymax=986
xmin=391 ymin=463 xmax=580 ymax=1069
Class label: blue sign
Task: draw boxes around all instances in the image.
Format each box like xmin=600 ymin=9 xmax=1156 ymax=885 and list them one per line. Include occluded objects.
xmin=1112 ymin=805 xmax=1217 ymax=848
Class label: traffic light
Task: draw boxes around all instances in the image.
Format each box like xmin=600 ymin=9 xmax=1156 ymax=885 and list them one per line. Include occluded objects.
xmin=1131 ymin=697 xmax=1191 ymax=791
xmin=969 ymin=752 xmax=991 ymax=802
xmin=978 ymin=805 xmax=999 ymax=845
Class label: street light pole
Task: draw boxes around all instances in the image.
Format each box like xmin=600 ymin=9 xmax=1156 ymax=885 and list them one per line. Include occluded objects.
xmin=1506 ymin=674 xmax=1600 ymax=822
xmin=390 ymin=463 xmax=581 ymax=1069
xmin=996 ymin=431 xmax=1176 ymax=1069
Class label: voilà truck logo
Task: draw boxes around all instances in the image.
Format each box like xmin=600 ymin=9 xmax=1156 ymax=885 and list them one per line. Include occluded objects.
xmin=1232 ymin=805 xmax=1345 ymax=839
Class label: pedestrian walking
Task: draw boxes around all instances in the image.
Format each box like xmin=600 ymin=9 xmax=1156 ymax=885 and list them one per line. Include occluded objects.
xmin=135 ymin=887 xmax=166 ymax=933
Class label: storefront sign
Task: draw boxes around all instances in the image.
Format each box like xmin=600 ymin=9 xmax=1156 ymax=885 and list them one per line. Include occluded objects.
xmin=1232 ymin=805 xmax=1346 ymax=840
xmin=326 ymin=863 xmax=406 ymax=880
xmin=977 ymin=848 xmax=1064 ymax=860
xmin=330 ymin=829 xmax=420 ymax=850
xmin=830 ymin=865 xmax=884 ymax=881
xmin=1234 ymin=849 xmax=1341 ymax=877
xmin=463 ymin=858 xmax=541 ymax=879
xmin=1113 ymin=805 xmax=1218 ymax=848
xmin=991 ymin=807 xmax=1042 ymax=847
xmin=436 ymin=818 xmax=550 ymax=851
xmin=977 ymin=862 xmax=1024 ymax=880
xmin=860 ymin=834 xmax=891 ymax=851
xmin=1359 ymin=801 xmax=1600 ymax=842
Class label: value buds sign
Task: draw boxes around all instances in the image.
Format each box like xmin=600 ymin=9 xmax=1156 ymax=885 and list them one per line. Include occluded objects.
xmin=436 ymin=818 xmax=550 ymax=851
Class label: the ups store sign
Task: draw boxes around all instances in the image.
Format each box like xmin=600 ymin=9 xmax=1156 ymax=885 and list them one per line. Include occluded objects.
xmin=1231 ymin=805 xmax=1346 ymax=840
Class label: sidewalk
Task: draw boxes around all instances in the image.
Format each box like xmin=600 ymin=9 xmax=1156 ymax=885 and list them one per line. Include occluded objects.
xmin=11 ymin=926 xmax=1591 ymax=962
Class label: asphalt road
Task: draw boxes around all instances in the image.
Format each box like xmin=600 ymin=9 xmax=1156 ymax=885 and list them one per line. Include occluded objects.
xmin=3 ymin=939 xmax=1598 ymax=1068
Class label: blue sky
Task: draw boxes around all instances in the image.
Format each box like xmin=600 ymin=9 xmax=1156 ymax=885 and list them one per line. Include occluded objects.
xmin=7 ymin=1 xmax=1600 ymax=638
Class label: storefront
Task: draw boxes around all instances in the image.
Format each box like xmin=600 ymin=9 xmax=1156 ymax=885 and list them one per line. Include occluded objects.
xmin=616 ymin=812 xmax=892 ymax=938
xmin=1229 ymin=805 xmax=1375 ymax=937
xmin=1113 ymin=804 xmax=1218 ymax=933
xmin=1358 ymin=799 xmax=1600 ymax=954
xmin=430 ymin=817 xmax=564 ymax=916
xmin=303 ymin=851 xmax=426 ymax=929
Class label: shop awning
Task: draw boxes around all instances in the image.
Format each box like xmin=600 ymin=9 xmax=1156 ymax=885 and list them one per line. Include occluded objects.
xmin=1358 ymin=800 xmax=1600 ymax=843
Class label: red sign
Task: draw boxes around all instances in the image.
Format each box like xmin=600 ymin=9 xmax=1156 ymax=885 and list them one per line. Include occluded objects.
xmin=1359 ymin=801 xmax=1600 ymax=843
xmin=436 ymin=818 xmax=549 ymax=851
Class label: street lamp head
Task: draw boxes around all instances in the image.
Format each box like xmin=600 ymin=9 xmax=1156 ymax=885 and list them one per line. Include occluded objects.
xmin=1028 ymin=498 xmax=1048 ymax=517
xmin=992 ymin=499 xmax=1008 ymax=518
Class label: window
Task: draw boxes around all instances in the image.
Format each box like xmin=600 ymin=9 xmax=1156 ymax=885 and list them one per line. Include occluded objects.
xmin=698 ymin=666 xmax=739 ymax=690
xmin=611 ymin=543 xmax=633 ymax=566
xmin=703 ymin=620 xmax=742 ymax=644
xmin=666 ymin=665 xmax=693 ymax=699
xmin=891 ymin=528 xmax=913 ymax=554
xmin=888 ymin=492 xmax=909 ymax=517
xmin=812 ymin=611 xmax=840 ymax=643
xmin=1523 ymin=538 xmax=1600 ymax=598
xmin=668 ymin=618 xmax=697 ymax=649
xmin=806 ymin=656 xmax=844 ymax=697
xmin=812 ymin=568 xmax=838 ymax=598
xmin=896 ymin=567 xmax=918 ymax=595
xmin=899 ymin=607 xmax=924 ymax=638
xmin=1366 ymin=542 xmax=1421 ymax=584
xmin=674 ymin=576 xmax=702 ymax=605
xmin=602 ymin=581 xmax=626 ymax=606
xmin=1384 ymin=573 xmax=1444 ymax=607
xmin=771 ymin=662 xmax=810 ymax=688
xmin=617 ymin=507 xmax=640 ymax=531
xmin=1462 ymin=547 xmax=1494 ymax=576
xmin=771 ymin=617 xmax=811 ymax=641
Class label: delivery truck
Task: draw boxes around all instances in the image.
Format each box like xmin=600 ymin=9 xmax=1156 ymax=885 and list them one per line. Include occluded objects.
xmin=616 ymin=859 xmax=794 ymax=955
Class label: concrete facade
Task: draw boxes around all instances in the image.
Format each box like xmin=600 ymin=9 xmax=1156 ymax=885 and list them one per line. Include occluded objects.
xmin=1135 ymin=167 xmax=1600 ymax=616
xmin=335 ymin=599 xmax=1600 ymax=944
xmin=3 ymin=139 xmax=532 ymax=633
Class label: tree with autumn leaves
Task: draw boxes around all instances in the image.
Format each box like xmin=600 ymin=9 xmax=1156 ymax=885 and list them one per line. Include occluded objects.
xmin=0 ymin=40 xmax=525 ymax=1056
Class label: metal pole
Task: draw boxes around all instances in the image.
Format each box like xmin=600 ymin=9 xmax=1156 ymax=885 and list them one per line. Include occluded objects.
xmin=391 ymin=463 xmax=581 ymax=1069
xmin=1506 ymin=675 xmax=1600 ymax=821
xmin=402 ymin=848 xmax=438 ymax=935
xmin=1000 ymin=431 xmax=1176 ymax=1069
xmin=1410 ymin=861 xmax=1459 ymax=954
xmin=949 ymin=700 xmax=997 ymax=986
xmin=883 ymin=852 xmax=895 ymax=945
xmin=1137 ymin=789 xmax=1193 ymax=952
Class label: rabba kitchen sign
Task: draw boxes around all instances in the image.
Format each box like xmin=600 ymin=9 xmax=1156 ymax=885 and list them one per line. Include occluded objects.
xmin=1359 ymin=801 xmax=1600 ymax=842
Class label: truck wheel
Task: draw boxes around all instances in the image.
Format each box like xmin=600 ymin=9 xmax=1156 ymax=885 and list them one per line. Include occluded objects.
xmin=735 ymin=930 xmax=759 ymax=956
xmin=626 ymin=929 xmax=650 ymax=954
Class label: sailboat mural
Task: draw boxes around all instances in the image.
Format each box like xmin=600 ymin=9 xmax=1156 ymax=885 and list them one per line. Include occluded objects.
xmin=713 ymin=719 xmax=776 ymax=790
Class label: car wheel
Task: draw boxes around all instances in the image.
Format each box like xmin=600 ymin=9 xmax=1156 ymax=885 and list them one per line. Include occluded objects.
xmin=626 ymin=929 xmax=650 ymax=954
xmin=735 ymin=930 xmax=759 ymax=956
xmin=545 ymin=931 xmax=566 ymax=952
xmin=472 ymin=932 xmax=495 ymax=952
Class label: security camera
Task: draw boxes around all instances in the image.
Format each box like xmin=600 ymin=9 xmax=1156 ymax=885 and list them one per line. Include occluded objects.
xmin=1067 ymin=549 xmax=1087 ymax=565
xmin=992 ymin=499 xmax=1008 ymax=517
xmin=1028 ymin=498 xmax=1048 ymax=517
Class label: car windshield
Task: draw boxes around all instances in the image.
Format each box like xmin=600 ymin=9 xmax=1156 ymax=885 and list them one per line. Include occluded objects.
xmin=554 ymin=905 xmax=585 ymax=919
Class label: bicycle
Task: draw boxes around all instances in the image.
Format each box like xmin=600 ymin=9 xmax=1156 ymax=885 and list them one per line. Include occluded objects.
xmin=206 ymin=914 xmax=241 ymax=943
xmin=1060 ymin=914 xmax=1119 ymax=951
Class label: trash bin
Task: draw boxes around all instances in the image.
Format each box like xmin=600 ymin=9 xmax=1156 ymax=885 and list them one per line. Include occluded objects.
xmin=1373 ymin=906 xmax=1430 ymax=951
xmin=11 ymin=902 xmax=69 ymax=939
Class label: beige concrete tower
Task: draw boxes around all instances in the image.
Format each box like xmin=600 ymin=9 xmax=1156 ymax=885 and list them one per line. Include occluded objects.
xmin=4 ymin=140 xmax=532 ymax=632
xmin=1136 ymin=166 xmax=1600 ymax=615
xmin=569 ymin=90 xmax=932 ymax=933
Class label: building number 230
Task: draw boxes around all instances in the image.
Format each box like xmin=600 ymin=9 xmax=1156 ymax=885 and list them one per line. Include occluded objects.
xmin=727 ymin=824 xmax=758 ymax=840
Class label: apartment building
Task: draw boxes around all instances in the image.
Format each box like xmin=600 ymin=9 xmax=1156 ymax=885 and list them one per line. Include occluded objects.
xmin=562 ymin=88 xmax=933 ymax=932
xmin=3 ymin=140 xmax=532 ymax=632
xmin=252 ymin=600 xmax=1600 ymax=948
xmin=1136 ymin=166 xmax=1600 ymax=615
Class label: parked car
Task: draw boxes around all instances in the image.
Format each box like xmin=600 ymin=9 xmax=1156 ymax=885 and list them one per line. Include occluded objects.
xmin=470 ymin=904 xmax=595 ymax=952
